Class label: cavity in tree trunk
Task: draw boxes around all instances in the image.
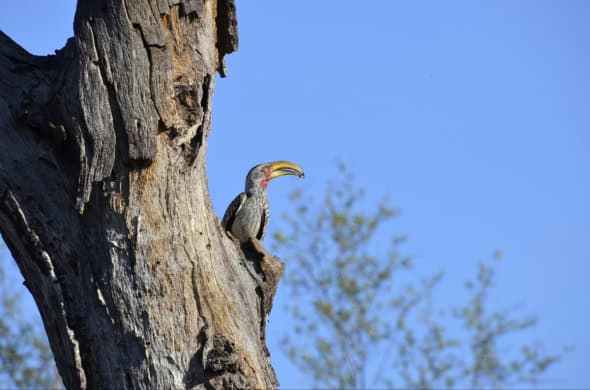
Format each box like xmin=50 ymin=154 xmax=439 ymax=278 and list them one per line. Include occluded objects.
xmin=0 ymin=1 xmax=283 ymax=388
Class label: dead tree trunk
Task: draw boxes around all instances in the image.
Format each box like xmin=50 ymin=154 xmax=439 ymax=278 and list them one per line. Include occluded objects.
xmin=0 ymin=1 xmax=283 ymax=388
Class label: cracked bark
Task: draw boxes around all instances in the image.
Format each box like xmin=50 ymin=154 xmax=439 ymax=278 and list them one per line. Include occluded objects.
xmin=0 ymin=0 xmax=283 ymax=388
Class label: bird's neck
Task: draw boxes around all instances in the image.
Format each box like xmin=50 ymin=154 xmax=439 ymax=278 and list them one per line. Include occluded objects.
xmin=246 ymin=186 xmax=267 ymax=198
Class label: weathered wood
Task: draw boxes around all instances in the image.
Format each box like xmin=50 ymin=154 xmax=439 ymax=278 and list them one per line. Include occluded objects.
xmin=0 ymin=0 xmax=279 ymax=389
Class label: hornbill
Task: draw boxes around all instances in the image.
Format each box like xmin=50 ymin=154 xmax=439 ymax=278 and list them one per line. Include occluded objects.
xmin=222 ymin=161 xmax=304 ymax=242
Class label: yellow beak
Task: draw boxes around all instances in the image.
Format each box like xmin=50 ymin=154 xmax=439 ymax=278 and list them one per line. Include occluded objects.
xmin=268 ymin=161 xmax=305 ymax=180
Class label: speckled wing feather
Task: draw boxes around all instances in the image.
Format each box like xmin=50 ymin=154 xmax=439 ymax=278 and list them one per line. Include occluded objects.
xmin=256 ymin=202 xmax=270 ymax=241
xmin=221 ymin=192 xmax=246 ymax=232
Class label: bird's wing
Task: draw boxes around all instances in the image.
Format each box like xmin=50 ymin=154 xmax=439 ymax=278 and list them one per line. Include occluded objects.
xmin=256 ymin=202 xmax=270 ymax=241
xmin=221 ymin=192 xmax=247 ymax=231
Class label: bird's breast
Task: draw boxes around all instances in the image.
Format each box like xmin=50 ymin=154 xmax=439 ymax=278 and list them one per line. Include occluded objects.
xmin=231 ymin=195 xmax=268 ymax=242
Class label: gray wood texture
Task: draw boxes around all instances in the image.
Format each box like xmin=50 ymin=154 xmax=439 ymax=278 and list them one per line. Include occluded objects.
xmin=0 ymin=1 xmax=283 ymax=388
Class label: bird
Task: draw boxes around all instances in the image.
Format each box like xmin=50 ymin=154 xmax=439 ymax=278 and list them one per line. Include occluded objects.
xmin=222 ymin=161 xmax=304 ymax=242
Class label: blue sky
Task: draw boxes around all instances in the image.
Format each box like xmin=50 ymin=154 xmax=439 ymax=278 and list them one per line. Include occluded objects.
xmin=1 ymin=1 xmax=589 ymax=388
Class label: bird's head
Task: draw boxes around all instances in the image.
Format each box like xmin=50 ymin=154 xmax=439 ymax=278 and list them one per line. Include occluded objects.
xmin=245 ymin=160 xmax=304 ymax=193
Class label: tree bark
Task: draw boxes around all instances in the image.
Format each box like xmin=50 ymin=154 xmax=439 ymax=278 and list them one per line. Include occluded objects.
xmin=0 ymin=1 xmax=282 ymax=388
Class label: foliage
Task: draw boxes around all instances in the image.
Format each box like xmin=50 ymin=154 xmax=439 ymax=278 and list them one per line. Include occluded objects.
xmin=272 ymin=164 xmax=563 ymax=389
xmin=0 ymin=251 xmax=61 ymax=389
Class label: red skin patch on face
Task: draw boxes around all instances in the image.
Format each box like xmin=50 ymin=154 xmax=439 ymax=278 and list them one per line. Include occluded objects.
xmin=260 ymin=166 xmax=272 ymax=188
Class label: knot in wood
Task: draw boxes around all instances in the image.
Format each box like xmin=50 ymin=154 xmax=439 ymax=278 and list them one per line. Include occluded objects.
xmin=205 ymin=335 xmax=239 ymax=374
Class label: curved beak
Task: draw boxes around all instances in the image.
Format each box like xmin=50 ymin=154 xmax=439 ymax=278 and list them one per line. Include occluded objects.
xmin=268 ymin=160 xmax=305 ymax=180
